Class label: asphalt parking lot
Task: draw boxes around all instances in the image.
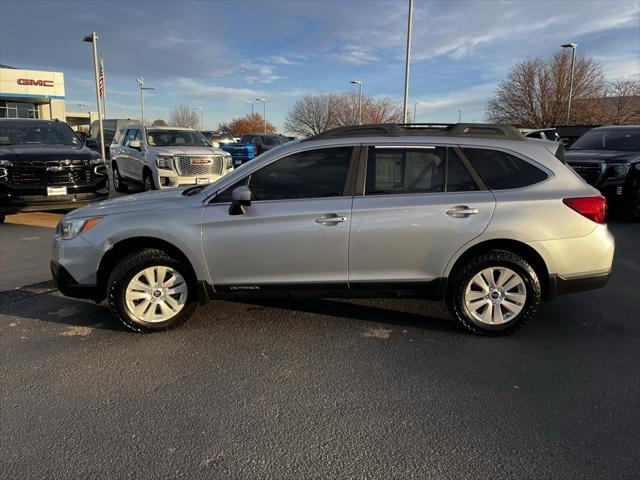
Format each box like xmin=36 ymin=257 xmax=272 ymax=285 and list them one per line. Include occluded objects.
xmin=1 ymin=215 xmax=638 ymax=479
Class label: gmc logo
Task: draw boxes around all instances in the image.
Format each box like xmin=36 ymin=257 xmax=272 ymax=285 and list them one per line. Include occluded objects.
xmin=17 ymin=78 xmax=54 ymax=87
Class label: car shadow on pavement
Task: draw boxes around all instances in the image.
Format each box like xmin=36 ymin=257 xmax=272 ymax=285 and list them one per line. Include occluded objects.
xmin=229 ymin=297 xmax=461 ymax=334
xmin=0 ymin=281 xmax=126 ymax=332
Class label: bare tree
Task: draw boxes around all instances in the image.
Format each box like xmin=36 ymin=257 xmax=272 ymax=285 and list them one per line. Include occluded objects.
xmin=486 ymin=50 xmax=606 ymax=127
xmin=169 ymin=105 xmax=200 ymax=129
xmin=599 ymin=79 xmax=640 ymax=125
xmin=284 ymin=94 xmax=337 ymax=136
xmin=151 ymin=118 xmax=167 ymax=126
xmin=285 ymin=92 xmax=402 ymax=136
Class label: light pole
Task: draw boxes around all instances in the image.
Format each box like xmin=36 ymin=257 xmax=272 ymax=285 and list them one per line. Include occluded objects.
xmin=83 ymin=32 xmax=105 ymax=161
xmin=136 ymin=77 xmax=155 ymax=125
xmin=256 ymin=98 xmax=266 ymax=133
xmin=562 ymin=43 xmax=578 ymax=125
xmin=402 ymin=0 xmax=414 ymax=123
xmin=241 ymin=98 xmax=254 ymax=115
xmin=458 ymin=110 xmax=462 ymax=123
xmin=350 ymin=80 xmax=363 ymax=125
xmin=194 ymin=107 xmax=203 ymax=130
xmin=413 ymin=102 xmax=418 ymax=123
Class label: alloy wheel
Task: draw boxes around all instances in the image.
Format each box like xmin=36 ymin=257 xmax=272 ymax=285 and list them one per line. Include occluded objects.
xmin=463 ymin=266 xmax=526 ymax=325
xmin=124 ymin=266 xmax=188 ymax=322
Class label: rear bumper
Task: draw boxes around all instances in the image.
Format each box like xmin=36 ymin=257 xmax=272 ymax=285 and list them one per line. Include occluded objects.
xmin=50 ymin=260 xmax=99 ymax=300
xmin=549 ymin=271 xmax=611 ymax=299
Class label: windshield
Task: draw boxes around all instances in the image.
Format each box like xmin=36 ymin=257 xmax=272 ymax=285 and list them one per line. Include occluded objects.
xmin=570 ymin=129 xmax=640 ymax=152
xmin=146 ymin=129 xmax=210 ymax=147
xmin=0 ymin=121 xmax=82 ymax=147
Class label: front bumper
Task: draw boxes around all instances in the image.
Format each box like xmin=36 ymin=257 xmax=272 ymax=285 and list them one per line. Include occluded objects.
xmin=0 ymin=175 xmax=109 ymax=212
xmin=155 ymin=169 xmax=229 ymax=189
xmin=51 ymin=260 xmax=99 ymax=300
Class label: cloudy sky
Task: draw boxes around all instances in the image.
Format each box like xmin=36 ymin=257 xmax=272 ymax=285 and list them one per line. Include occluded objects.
xmin=1 ymin=0 xmax=638 ymax=132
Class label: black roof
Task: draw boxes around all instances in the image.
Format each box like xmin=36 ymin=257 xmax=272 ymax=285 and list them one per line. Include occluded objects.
xmin=303 ymin=123 xmax=525 ymax=142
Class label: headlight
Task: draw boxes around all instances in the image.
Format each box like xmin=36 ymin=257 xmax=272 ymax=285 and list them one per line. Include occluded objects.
xmin=607 ymin=164 xmax=630 ymax=179
xmin=156 ymin=155 xmax=174 ymax=169
xmin=0 ymin=160 xmax=13 ymax=167
xmin=223 ymin=154 xmax=233 ymax=169
xmin=56 ymin=216 xmax=103 ymax=240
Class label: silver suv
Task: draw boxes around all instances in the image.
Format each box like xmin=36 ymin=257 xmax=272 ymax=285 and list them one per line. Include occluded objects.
xmin=51 ymin=124 xmax=614 ymax=336
xmin=109 ymin=125 xmax=233 ymax=191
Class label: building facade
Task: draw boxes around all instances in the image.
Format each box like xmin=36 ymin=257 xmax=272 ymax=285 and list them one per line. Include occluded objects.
xmin=0 ymin=66 xmax=66 ymax=120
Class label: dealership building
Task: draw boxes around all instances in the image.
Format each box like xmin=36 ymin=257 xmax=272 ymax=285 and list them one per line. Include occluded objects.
xmin=0 ymin=65 xmax=97 ymax=129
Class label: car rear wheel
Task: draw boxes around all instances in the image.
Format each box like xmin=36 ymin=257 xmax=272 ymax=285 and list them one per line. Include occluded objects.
xmin=106 ymin=249 xmax=197 ymax=332
xmin=112 ymin=163 xmax=128 ymax=192
xmin=447 ymin=250 xmax=541 ymax=335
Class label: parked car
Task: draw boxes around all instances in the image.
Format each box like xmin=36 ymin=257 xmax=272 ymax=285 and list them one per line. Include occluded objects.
xmin=220 ymin=133 xmax=286 ymax=167
xmin=51 ymin=123 xmax=614 ymax=335
xmin=85 ymin=118 xmax=137 ymax=159
xmin=521 ymin=128 xmax=561 ymax=142
xmin=565 ymin=125 xmax=640 ymax=220
xmin=200 ymin=130 xmax=235 ymax=148
xmin=0 ymin=119 xmax=108 ymax=221
xmin=109 ymin=125 xmax=233 ymax=192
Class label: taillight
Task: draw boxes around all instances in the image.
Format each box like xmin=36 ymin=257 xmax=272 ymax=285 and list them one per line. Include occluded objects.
xmin=562 ymin=196 xmax=607 ymax=224
xmin=254 ymin=145 xmax=259 ymax=157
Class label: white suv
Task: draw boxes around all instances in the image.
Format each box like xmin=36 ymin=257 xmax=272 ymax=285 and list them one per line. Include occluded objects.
xmin=109 ymin=125 xmax=233 ymax=191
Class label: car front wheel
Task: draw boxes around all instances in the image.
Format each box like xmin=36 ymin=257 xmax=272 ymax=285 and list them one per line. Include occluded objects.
xmin=106 ymin=249 xmax=197 ymax=332
xmin=447 ymin=250 xmax=541 ymax=336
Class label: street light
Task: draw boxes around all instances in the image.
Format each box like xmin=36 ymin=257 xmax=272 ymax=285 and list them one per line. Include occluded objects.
xmin=402 ymin=0 xmax=414 ymax=123
xmin=136 ymin=77 xmax=155 ymax=125
xmin=458 ymin=109 xmax=462 ymax=123
xmin=83 ymin=32 xmax=105 ymax=161
xmin=193 ymin=107 xmax=203 ymax=130
xmin=255 ymin=98 xmax=267 ymax=133
xmin=241 ymin=98 xmax=254 ymax=115
xmin=413 ymin=101 xmax=419 ymax=123
xmin=561 ymin=43 xmax=578 ymax=125
xmin=350 ymin=80 xmax=363 ymax=125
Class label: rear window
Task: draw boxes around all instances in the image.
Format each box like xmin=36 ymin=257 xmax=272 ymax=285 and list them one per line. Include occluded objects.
xmin=462 ymin=148 xmax=548 ymax=190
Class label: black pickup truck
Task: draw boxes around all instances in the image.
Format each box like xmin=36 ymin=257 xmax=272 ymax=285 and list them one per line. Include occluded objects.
xmin=565 ymin=126 xmax=640 ymax=220
xmin=0 ymin=119 xmax=108 ymax=221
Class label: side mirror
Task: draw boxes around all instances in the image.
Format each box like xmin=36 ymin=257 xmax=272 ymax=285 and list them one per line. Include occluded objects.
xmin=128 ymin=139 xmax=141 ymax=150
xmin=85 ymin=138 xmax=98 ymax=148
xmin=229 ymin=186 xmax=251 ymax=215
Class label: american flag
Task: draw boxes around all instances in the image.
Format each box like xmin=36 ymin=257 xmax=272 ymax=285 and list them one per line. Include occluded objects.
xmin=98 ymin=57 xmax=105 ymax=99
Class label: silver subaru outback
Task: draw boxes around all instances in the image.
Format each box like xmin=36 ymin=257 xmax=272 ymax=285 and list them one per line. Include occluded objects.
xmin=51 ymin=124 xmax=614 ymax=336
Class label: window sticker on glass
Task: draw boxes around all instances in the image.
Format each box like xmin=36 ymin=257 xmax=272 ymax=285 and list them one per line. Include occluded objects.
xmin=375 ymin=153 xmax=401 ymax=190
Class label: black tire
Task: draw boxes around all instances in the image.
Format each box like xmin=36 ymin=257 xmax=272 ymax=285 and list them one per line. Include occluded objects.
xmin=112 ymin=163 xmax=128 ymax=192
xmin=447 ymin=249 xmax=541 ymax=336
xmin=143 ymin=171 xmax=155 ymax=191
xmin=106 ymin=248 xmax=197 ymax=333
xmin=0 ymin=213 xmax=5 ymax=224
xmin=625 ymin=182 xmax=640 ymax=222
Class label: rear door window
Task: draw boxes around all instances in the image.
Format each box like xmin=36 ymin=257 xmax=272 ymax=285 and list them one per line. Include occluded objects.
xmin=447 ymin=149 xmax=478 ymax=192
xmin=462 ymin=148 xmax=548 ymax=190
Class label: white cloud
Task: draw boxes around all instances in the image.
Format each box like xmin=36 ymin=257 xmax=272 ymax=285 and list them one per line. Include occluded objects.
xmin=163 ymin=77 xmax=262 ymax=100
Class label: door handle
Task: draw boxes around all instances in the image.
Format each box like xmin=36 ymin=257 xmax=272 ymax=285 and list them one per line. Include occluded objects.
xmin=445 ymin=205 xmax=479 ymax=217
xmin=315 ymin=214 xmax=347 ymax=225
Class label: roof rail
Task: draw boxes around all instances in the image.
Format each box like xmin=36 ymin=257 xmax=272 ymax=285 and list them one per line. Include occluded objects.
xmin=303 ymin=123 xmax=525 ymax=142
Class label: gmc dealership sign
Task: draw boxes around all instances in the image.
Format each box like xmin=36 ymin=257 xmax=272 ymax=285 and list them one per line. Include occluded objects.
xmin=17 ymin=78 xmax=54 ymax=87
